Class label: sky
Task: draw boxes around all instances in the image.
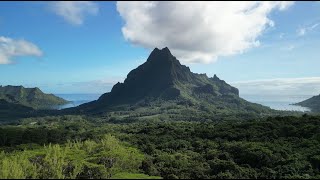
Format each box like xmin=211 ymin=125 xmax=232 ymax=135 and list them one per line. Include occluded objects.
xmin=0 ymin=1 xmax=320 ymax=96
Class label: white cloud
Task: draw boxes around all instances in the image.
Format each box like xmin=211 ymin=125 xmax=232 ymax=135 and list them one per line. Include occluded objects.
xmin=0 ymin=36 xmax=43 ymax=64
xmin=297 ymin=23 xmax=319 ymax=36
xmin=50 ymin=1 xmax=98 ymax=25
xmin=117 ymin=1 xmax=294 ymax=64
xmin=231 ymin=77 xmax=320 ymax=96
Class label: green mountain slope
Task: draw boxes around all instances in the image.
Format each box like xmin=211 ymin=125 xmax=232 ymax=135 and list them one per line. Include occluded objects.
xmin=0 ymin=85 xmax=68 ymax=110
xmin=295 ymin=94 xmax=320 ymax=112
xmin=72 ymin=47 xmax=274 ymax=120
xmin=0 ymin=99 xmax=34 ymax=122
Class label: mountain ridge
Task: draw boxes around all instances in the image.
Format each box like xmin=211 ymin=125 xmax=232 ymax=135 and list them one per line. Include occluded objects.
xmin=0 ymin=85 xmax=69 ymax=110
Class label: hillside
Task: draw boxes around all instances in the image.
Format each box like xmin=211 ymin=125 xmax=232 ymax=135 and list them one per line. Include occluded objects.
xmin=0 ymin=99 xmax=34 ymax=122
xmin=295 ymin=94 xmax=320 ymax=112
xmin=71 ymin=47 xmax=274 ymax=120
xmin=0 ymin=85 xmax=68 ymax=110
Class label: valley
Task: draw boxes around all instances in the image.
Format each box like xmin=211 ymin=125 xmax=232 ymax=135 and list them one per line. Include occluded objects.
xmin=1 ymin=48 xmax=320 ymax=179
xmin=1 ymin=2 xmax=320 ymax=179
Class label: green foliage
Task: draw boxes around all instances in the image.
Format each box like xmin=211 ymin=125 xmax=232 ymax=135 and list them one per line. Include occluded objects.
xmin=117 ymin=115 xmax=320 ymax=179
xmin=0 ymin=134 xmax=151 ymax=179
xmin=0 ymin=151 xmax=38 ymax=179
xmin=1 ymin=114 xmax=320 ymax=179
xmin=111 ymin=172 xmax=162 ymax=179
xmin=0 ymin=99 xmax=34 ymax=122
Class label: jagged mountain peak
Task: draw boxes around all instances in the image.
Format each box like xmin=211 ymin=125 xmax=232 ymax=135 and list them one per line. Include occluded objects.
xmin=147 ymin=47 xmax=176 ymax=64
xmin=124 ymin=47 xmax=191 ymax=85
xmin=213 ymin=74 xmax=219 ymax=79
xmin=76 ymin=47 xmax=241 ymax=113
xmin=151 ymin=47 xmax=171 ymax=54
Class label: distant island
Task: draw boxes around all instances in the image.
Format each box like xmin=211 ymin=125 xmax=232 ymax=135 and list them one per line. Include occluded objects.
xmin=295 ymin=94 xmax=320 ymax=112
xmin=0 ymin=85 xmax=68 ymax=110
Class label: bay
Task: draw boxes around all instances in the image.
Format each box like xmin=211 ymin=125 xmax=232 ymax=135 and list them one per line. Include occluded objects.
xmin=54 ymin=93 xmax=311 ymax=112
xmin=54 ymin=94 xmax=101 ymax=110
xmin=241 ymin=94 xmax=311 ymax=112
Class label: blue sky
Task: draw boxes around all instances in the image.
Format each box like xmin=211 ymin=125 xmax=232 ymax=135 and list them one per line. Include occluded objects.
xmin=0 ymin=1 xmax=320 ymax=95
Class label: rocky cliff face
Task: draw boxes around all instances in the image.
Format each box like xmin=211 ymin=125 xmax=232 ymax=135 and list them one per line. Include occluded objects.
xmin=99 ymin=47 xmax=238 ymax=104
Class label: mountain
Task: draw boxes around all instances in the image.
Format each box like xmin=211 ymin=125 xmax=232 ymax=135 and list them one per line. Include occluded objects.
xmin=72 ymin=47 xmax=273 ymax=120
xmin=0 ymin=85 xmax=68 ymax=110
xmin=295 ymin=94 xmax=320 ymax=112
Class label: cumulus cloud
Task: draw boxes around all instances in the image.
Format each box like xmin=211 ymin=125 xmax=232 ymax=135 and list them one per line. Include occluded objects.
xmin=50 ymin=1 xmax=98 ymax=25
xmin=231 ymin=77 xmax=320 ymax=96
xmin=0 ymin=36 xmax=43 ymax=64
xmin=297 ymin=23 xmax=319 ymax=36
xmin=117 ymin=1 xmax=294 ymax=63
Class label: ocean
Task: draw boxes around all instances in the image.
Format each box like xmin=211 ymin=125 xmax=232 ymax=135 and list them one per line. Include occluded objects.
xmin=54 ymin=94 xmax=101 ymax=110
xmin=54 ymin=93 xmax=311 ymax=112
xmin=240 ymin=94 xmax=311 ymax=112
